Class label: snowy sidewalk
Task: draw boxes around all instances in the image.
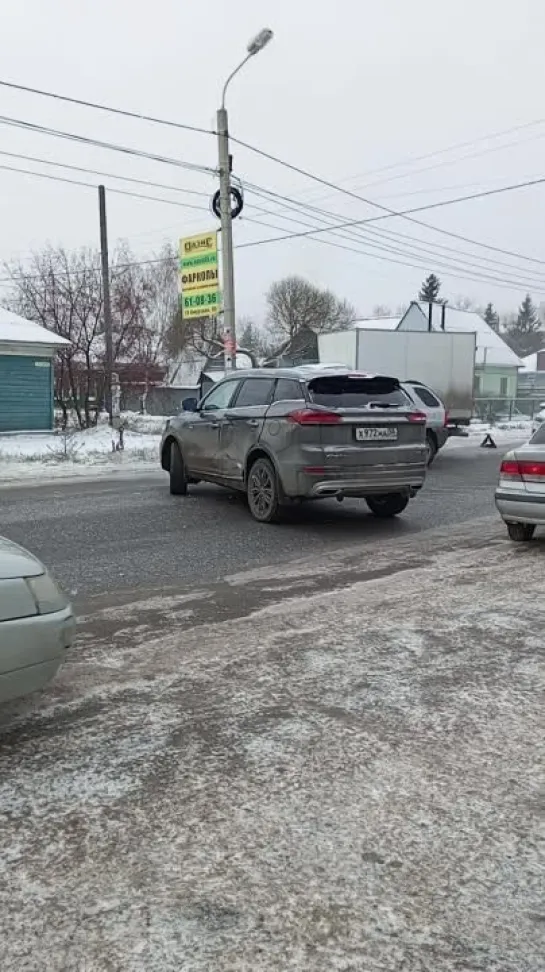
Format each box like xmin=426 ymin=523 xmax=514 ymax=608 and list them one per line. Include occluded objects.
xmin=0 ymin=519 xmax=543 ymax=971
xmin=0 ymin=413 xmax=164 ymax=483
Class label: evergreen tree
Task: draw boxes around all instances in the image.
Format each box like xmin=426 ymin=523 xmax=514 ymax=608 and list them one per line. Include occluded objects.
xmin=505 ymin=294 xmax=544 ymax=357
xmin=418 ymin=274 xmax=441 ymax=302
xmin=483 ymin=302 xmax=500 ymax=333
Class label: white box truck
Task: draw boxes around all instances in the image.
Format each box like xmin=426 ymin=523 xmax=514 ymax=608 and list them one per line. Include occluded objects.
xmin=318 ymin=328 xmax=476 ymax=430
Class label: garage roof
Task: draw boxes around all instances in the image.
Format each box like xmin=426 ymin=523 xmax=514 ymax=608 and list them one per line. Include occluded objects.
xmin=0 ymin=307 xmax=70 ymax=347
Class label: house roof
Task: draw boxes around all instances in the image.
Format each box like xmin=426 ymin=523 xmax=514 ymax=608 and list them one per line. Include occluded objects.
xmin=404 ymin=302 xmax=522 ymax=368
xmin=0 ymin=307 xmax=70 ymax=347
xmin=520 ymin=352 xmax=544 ymax=373
xmin=353 ymin=316 xmax=401 ymax=331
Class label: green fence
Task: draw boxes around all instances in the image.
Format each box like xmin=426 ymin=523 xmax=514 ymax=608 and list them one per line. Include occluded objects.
xmin=474 ymin=397 xmax=545 ymax=423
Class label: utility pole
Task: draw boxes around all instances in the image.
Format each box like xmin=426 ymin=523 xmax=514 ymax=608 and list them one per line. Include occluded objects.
xmin=217 ymin=108 xmax=236 ymax=371
xmin=217 ymin=28 xmax=273 ymax=371
xmin=98 ymin=185 xmax=114 ymax=423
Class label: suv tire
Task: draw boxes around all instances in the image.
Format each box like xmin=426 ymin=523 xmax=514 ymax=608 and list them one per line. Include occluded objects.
xmin=366 ymin=493 xmax=409 ymax=518
xmin=247 ymin=457 xmax=281 ymax=523
xmin=170 ymin=441 xmax=188 ymax=496
xmin=426 ymin=431 xmax=438 ymax=466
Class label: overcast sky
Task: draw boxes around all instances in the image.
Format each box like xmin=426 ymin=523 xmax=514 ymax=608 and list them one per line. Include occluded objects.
xmin=2 ymin=0 xmax=545 ymax=323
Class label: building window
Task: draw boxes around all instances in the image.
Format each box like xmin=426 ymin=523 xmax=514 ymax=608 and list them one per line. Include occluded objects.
xmin=474 ymin=374 xmax=481 ymax=395
xmin=500 ymin=377 xmax=508 ymax=397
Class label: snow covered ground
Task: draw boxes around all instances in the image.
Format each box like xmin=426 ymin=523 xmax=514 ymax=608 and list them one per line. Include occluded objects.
xmin=0 ymin=412 xmax=165 ymax=483
xmin=446 ymin=418 xmax=534 ymax=449
xmin=0 ymin=414 xmax=536 ymax=485
xmin=1 ymin=520 xmax=542 ymax=971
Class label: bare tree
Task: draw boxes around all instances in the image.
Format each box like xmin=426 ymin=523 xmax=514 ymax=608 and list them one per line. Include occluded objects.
xmin=4 ymin=243 xmax=179 ymax=426
xmin=265 ymin=276 xmax=357 ymax=352
xmin=5 ymin=245 xmax=105 ymax=427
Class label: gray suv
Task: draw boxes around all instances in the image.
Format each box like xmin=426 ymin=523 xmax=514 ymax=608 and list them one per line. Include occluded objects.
xmin=161 ymin=367 xmax=427 ymax=523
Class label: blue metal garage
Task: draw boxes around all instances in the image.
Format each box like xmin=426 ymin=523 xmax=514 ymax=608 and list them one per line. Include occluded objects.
xmin=0 ymin=308 xmax=69 ymax=432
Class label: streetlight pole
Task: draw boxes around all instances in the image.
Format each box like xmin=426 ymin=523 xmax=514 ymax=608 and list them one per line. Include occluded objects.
xmin=98 ymin=185 xmax=114 ymax=423
xmin=217 ymin=28 xmax=273 ymax=370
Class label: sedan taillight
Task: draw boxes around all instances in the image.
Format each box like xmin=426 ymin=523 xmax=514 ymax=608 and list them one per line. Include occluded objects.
xmin=500 ymin=459 xmax=545 ymax=479
xmin=500 ymin=459 xmax=521 ymax=478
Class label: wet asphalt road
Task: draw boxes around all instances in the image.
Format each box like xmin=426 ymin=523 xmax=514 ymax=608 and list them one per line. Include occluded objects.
xmin=0 ymin=442 xmax=508 ymax=602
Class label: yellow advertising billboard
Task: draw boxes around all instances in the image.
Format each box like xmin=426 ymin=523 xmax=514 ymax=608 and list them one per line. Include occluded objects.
xmin=178 ymin=232 xmax=220 ymax=319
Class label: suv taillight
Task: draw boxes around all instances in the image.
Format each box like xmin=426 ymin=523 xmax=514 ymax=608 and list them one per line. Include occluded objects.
xmin=407 ymin=412 xmax=427 ymax=424
xmin=287 ymin=409 xmax=342 ymax=425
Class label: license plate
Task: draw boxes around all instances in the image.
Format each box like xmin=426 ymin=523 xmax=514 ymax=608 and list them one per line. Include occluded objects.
xmin=355 ymin=426 xmax=398 ymax=442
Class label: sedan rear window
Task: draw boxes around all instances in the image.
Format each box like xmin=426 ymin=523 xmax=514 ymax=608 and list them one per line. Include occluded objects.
xmin=308 ymin=375 xmax=408 ymax=409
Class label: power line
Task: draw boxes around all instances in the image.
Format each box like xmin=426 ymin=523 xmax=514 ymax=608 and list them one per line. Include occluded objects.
xmin=289 ymin=129 xmax=545 ymax=209
xmin=245 ymin=184 xmax=545 ymax=281
xmin=302 ymin=118 xmax=545 ymax=193
xmin=0 ymin=149 xmax=212 ymax=199
xmin=0 ymin=162 xmax=212 ymax=212
xmin=6 ymin=144 xmax=538 ymax=281
xmin=238 ymin=171 xmax=545 ymax=260
xmin=2 ymin=169 xmax=544 ymax=295
xmin=1 ymin=121 xmax=544 ymax=293
xmin=247 ymin=177 xmax=545 ymax=270
xmin=244 ymin=194 xmax=545 ymax=288
xmin=0 ymin=79 xmax=214 ymax=137
xmin=2 ymin=99 xmax=543 ymax=271
xmin=0 ymin=115 xmax=216 ymax=176
xmin=241 ymin=209 xmax=545 ymax=294
xmin=3 ymin=76 xmax=543 ymax=198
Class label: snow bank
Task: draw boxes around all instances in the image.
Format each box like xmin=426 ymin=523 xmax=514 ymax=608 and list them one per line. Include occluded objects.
xmin=0 ymin=422 xmax=165 ymax=483
xmin=446 ymin=419 xmax=535 ymax=450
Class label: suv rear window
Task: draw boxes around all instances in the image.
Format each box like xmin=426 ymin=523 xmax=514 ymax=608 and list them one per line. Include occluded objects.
xmin=308 ymin=375 xmax=408 ymax=409
xmin=411 ymin=384 xmax=441 ymax=408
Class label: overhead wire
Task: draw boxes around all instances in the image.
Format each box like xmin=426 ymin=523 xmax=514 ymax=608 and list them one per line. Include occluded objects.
xmin=0 ymin=115 xmax=216 ymax=176
xmin=1 ymin=77 xmax=544 ymax=267
xmin=1 ymin=104 xmax=543 ymax=273
xmin=0 ymin=149 xmax=212 ymax=198
xmin=2 ymin=160 xmax=545 ymax=295
xmin=2 ymin=76 xmax=543 ymax=189
xmin=0 ymin=79 xmax=214 ymax=137
xmin=244 ymin=183 xmax=545 ymax=281
xmin=1 ymin=82 xmax=545 ymax=292
xmin=0 ymin=163 xmax=212 ymax=212
xmin=231 ymin=134 xmax=545 ymax=265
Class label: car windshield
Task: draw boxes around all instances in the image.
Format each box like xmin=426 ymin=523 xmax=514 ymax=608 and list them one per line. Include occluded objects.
xmin=308 ymin=375 xmax=408 ymax=409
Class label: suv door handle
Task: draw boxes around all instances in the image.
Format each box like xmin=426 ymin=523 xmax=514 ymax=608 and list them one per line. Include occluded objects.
xmin=210 ymin=421 xmax=220 ymax=428
xmin=247 ymin=419 xmax=260 ymax=428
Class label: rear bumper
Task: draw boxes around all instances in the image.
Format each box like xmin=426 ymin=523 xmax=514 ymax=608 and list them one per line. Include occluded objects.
xmin=495 ymin=490 xmax=545 ymax=525
xmin=0 ymin=606 xmax=75 ymax=705
xmin=293 ymin=462 xmax=427 ymax=499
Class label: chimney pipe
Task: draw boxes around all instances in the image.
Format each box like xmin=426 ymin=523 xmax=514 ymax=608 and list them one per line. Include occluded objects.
xmin=428 ymin=301 xmax=433 ymax=332
xmin=441 ymin=301 xmax=447 ymax=331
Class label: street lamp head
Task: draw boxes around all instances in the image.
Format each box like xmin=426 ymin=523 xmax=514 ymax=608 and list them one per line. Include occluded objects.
xmin=247 ymin=28 xmax=274 ymax=56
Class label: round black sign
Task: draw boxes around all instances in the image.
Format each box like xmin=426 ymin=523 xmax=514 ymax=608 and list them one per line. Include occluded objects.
xmin=212 ymin=186 xmax=244 ymax=220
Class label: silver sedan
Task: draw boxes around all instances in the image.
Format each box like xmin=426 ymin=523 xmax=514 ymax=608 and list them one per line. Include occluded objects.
xmin=0 ymin=537 xmax=74 ymax=705
xmin=495 ymin=423 xmax=545 ymax=541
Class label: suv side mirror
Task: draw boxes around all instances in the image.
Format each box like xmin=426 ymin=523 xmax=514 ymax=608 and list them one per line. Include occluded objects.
xmin=182 ymin=397 xmax=198 ymax=412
